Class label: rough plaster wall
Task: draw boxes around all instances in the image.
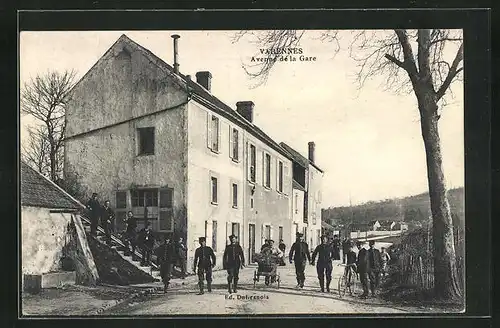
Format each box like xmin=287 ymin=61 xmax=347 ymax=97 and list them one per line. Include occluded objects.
xmin=22 ymin=207 xmax=71 ymax=275
xmin=186 ymin=102 xmax=245 ymax=267
xmin=65 ymin=40 xmax=188 ymax=239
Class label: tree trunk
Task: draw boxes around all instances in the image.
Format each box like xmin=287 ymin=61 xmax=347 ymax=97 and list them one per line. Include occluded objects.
xmin=49 ymin=144 xmax=57 ymax=181
xmin=418 ymin=88 xmax=462 ymax=300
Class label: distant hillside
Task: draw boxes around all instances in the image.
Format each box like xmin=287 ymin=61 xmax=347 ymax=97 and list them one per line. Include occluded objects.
xmin=322 ymin=187 xmax=464 ymax=229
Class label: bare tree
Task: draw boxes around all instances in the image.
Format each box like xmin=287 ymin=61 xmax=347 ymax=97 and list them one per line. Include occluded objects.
xmin=21 ymin=125 xmax=51 ymax=177
xmin=234 ymin=29 xmax=463 ymax=300
xmin=21 ymin=70 xmax=77 ymax=182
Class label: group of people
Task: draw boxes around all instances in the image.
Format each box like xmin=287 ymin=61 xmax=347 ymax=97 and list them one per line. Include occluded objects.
xmin=288 ymin=232 xmax=391 ymax=298
xmin=86 ymin=193 xmax=188 ymax=271
xmin=156 ymin=234 xmax=245 ymax=295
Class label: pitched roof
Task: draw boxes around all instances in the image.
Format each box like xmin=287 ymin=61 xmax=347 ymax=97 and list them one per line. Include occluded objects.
xmin=321 ymin=220 xmax=335 ymax=230
xmin=292 ymin=180 xmax=306 ymax=192
xmin=279 ymin=142 xmax=324 ymax=173
xmin=111 ymin=34 xmax=293 ymax=160
xmin=21 ymin=161 xmax=83 ymax=210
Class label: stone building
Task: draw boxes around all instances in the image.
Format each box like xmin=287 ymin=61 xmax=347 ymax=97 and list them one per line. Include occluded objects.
xmin=64 ymin=34 xmax=319 ymax=267
xmin=280 ymin=142 xmax=324 ymax=250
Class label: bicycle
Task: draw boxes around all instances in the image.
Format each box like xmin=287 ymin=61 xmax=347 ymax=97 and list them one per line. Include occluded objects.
xmin=337 ymin=263 xmax=358 ymax=298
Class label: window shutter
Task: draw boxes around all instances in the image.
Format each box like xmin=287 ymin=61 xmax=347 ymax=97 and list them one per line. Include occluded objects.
xmin=284 ymin=163 xmax=290 ymax=195
xmin=261 ymin=224 xmax=265 ymax=244
xmin=229 ymin=125 xmax=234 ymax=158
xmin=246 ymin=142 xmax=249 ymax=180
xmin=226 ymin=221 xmax=232 ymax=245
xmin=217 ymin=119 xmax=221 ymax=153
xmin=276 ymin=158 xmax=279 ymax=191
xmin=262 ymin=151 xmax=265 ymax=185
xmin=159 ymin=188 xmax=174 ymax=231
xmin=207 ymin=112 xmax=212 ymax=149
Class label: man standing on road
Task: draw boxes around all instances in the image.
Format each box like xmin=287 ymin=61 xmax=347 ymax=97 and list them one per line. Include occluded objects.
xmin=101 ymin=200 xmax=115 ymax=246
xmin=356 ymin=240 xmax=370 ymax=299
xmin=223 ymin=234 xmax=245 ymax=294
xmin=380 ymin=247 xmax=391 ymax=277
xmin=175 ymin=236 xmax=188 ymax=279
xmin=289 ymin=232 xmax=311 ymax=288
xmin=367 ymin=240 xmax=383 ymax=296
xmin=86 ymin=193 xmax=100 ymax=237
xmin=157 ymin=235 xmax=176 ymax=293
xmin=310 ymin=235 xmax=334 ymax=292
xmin=342 ymin=237 xmax=350 ymax=264
xmin=331 ymin=235 xmax=341 ymax=262
xmin=193 ymin=237 xmax=216 ymax=295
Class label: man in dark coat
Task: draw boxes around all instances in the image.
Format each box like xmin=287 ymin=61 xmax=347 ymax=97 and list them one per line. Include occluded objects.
xmin=223 ymin=234 xmax=245 ymax=294
xmin=139 ymin=221 xmax=155 ymax=266
xmin=175 ymin=236 xmax=187 ymax=279
xmin=331 ymin=235 xmax=341 ymax=261
xmin=356 ymin=240 xmax=369 ymax=298
xmin=101 ymin=200 xmax=115 ymax=245
xmin=310 ymin=235 xmax=334 ymax=292
xmin=366 ymin=240 xmax=383 ymax=296
xmin=86 ymin=193 xmax=100 ymax=236
xmin=261 ymin=239 xmax=270 ymax=252
xmin=157 ymin=235 xmax=176 ymax=293
xmin=342 ymin=238 xmax=351 ymax=264
xmin=288 ymin=232 xmax=311 ymax=288
xmin=124 ymin=211 xmax=138 ymax=260
xmin=278 ymin=239 xmax=286 ymax=266
xmin=193 ymin=237 xmax=216 ymax=295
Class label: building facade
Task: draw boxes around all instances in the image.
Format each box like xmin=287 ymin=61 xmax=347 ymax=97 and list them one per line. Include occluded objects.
xmin=280 ymin=142 xmax=324 ymax=250
xmin=64 ymin=34 xmax=301 ymax=267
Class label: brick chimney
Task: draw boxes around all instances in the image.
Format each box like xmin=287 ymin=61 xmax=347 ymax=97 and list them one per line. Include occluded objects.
xmin=171 ymin=34 xmax=180 ymax=74
xmin=308 ymin=141 xmax=315 ymax=163
xmin=195 ymin=71 xmax=212 ymax=92
xmin=236 ymin=101 xmax=254 ymax=123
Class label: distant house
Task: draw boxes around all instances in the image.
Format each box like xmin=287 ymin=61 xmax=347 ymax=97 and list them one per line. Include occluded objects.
xmin=349 ymin=222 xmax=372 ymax=232
xmin=368 ymin=220 xmax=381 ymax=231
xmin=393 ymin=221 xmax=409 ymax=231
xmin=21 ymin=161 xmax=99 ymax=287
xmin=377 ymin=220 xmax=396 ymax=231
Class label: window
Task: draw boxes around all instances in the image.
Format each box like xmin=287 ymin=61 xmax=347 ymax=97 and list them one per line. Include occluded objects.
xmin=211 ymin=176 xmax=218 ymax=204
xmin=249 ymin=144 xmax=256 ymax=182
xmin=138 ymin=127 xmax=155 ymax=155
xmin=208 ymin=115 xmax=220 ymax=152
xmin=277 ymin=160 xmax=284 ymax=192
xmin=232 ymin=223 xmax=240 ymax=239
xmin=230 ymin=128 xmax=239 ymax=161
xmin=264 ymin=153 xmax=271 ymax=188
xmin=265 ymin=225 xmax=271 ymax=240
xmin=131 ymin=189 xmax=158 ymax=207
xmin=116 ymin=191 xmax=127 ymax=209
xmin=279 ymin=226 xmax=283 ymax=242
xmin=212 ymin=221 xmax=217 ymax=251
xmin=250 ymin=197 xmax=254 ymax=209
xmin=232 ymin=183 xmax=238 ymax=208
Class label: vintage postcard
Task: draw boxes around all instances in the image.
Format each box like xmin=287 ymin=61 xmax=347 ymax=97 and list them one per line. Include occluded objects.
xmin=20 ymin=27 xmax=467 ymax=316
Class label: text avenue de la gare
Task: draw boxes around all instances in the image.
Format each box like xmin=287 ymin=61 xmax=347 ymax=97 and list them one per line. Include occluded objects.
xmin=251 ymin=47 xmax=317 ymax=62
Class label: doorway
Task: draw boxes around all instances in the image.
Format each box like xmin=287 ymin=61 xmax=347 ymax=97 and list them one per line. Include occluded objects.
xmin=249 ymin=224 xmax=255 ymax=263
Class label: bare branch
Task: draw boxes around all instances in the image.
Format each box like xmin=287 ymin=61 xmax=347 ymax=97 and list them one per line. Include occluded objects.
xmin=435 ymin=42 xmax=463 ymax=101
xmin=20 ymin=70 xmax=77 ymax=181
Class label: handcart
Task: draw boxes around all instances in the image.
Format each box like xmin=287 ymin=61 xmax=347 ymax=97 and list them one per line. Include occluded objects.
xmin=253 ymin=252 xmax=281 ymax=288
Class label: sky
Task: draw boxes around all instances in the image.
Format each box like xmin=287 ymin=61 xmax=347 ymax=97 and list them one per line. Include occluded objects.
xmin=19 ymin=30 xmax=464 ymax=207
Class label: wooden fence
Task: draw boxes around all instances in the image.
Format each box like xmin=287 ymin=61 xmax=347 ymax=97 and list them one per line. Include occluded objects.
xmin=391 ymin=226 xmax=464 ymax=293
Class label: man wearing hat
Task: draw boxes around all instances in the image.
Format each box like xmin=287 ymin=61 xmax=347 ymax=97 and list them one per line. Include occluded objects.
xmin=366 ymin=240 xmax=382 ymax=297
xmin=223 ymin=234 xmax=245 ymax=293
xmin=193 ymin=237 xmax=216 ymax=295
xmin=356 ymin=240 xmax=369 ymax=298
xmin=310 ymin=235 xmax=335 ymax=292
xmin=288 ymin=232 xmax=311 ymax=288
xmin=156 ymin=234 xmax=176 ymax=293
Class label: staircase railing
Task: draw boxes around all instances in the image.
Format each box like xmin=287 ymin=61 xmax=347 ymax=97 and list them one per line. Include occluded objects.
xmin=79 ymin=212 xmax=159 ymax=271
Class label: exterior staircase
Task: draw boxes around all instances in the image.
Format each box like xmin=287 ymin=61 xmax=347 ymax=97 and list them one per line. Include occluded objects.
xmin=79 ymin=213 xmax=162 ymax=282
